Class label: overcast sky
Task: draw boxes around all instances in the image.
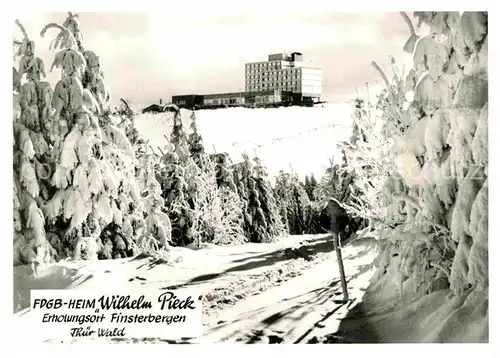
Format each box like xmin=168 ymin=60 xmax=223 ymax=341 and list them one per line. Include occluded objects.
xmin=14 ymin=11 xmax=417 ymax=108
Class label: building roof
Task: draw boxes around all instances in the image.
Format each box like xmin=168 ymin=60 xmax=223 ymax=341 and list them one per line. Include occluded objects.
xmin=142 ymin=104 xmax=164 ymax=113
xmin=203 ymin=90 xmax=279 ymax=99
xmin=301 ymin=67 xmax=323 ymax=71
xmin=170 ymin=89 xmax=297 ymax=101
xmin=171 ymin=94 xmax=203 ymax=99
xmin=142 ymin=103 xmax=179 ymax=113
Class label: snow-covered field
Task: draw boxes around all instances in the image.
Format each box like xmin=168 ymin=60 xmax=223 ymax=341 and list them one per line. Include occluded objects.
xmin=134 ymin=103 xmax=355 ymax=181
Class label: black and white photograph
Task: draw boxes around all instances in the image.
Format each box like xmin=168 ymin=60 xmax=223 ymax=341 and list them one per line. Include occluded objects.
xmin=9 ymin=3 xmax=493 ymax=349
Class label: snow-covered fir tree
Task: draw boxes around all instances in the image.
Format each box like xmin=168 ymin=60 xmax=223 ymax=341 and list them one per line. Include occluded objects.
xmin=13 ymin=13 xmax=173 ymax=271
xmin=157 ymin=110 xmax=195 ymax=246
xmin=211 ymin=152 xmax=246 ymax=244
xmin=274 ymin=170 xmax=311 ymax=235
xmin=13 ymin=19 xmax=55 ymax=273
xmin=187 ymin=111 xmax=207 ymax=170
xmin=116 ymin=98 xmax=140 ymax=146
xmin=133 ymin=142 xmax=172 ymax=254
xmin=341 ymin=12 xmax=488 ymax=300
xmin=157 ymin=110 xmax=243 ymax=247
xmin=233 ymin=154 xmax=284 ymax=243
xmin=304 ymin=173 xmax=318 ymax=201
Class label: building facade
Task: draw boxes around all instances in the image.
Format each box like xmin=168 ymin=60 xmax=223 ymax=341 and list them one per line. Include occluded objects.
xmin=202 ymin=90 xmax=293 ymax=107
xmin=244 ymin=52 xmax=323 ymax=101
xmin=171 ymin=94 xmax=204 ymax=108
xmin=170 ymin=52 xmax=323 ymax=108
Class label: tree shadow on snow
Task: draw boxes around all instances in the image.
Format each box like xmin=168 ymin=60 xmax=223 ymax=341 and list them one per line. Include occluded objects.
xmin=134 ymin=257 xmax=175 ymax=271
xmin=232 ymin=279 xmax=344 ymax=344
xmin=214 ymin=276 xmax=371 ymax=344
xmin=162 ymin=236 xmax=334 ymax=290
xmin=343 ymin=247 xmax=374 ymax=261
xmin=228 ymin=236 xmax=330 ymax=264
xmin=305 ymin=265 xmax=381 ymax=344
xmin=236 ymin=263 xmax=373 ymax=344
xmin=311 ymin=300 xmax=381 ymax=343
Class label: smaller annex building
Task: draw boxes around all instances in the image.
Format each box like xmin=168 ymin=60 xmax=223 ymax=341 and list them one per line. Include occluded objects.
xmin=172 ymin=90 xmax=303 ymax=109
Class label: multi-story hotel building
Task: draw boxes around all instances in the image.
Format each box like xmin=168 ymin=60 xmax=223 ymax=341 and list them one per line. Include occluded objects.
xmin=244 ymin=52 xmax=323 ymax=101
xmin=170 ymin=52 xmax=323 ymax=109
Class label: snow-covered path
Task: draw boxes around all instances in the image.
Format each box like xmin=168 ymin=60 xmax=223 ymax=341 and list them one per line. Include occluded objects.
xmin=13 ymin=235 xmax=379 ymax=344
xmin=14 ymin=234 xmax=320 ymax=313
xmin=199 ymin=238 xmax=378 ymax=343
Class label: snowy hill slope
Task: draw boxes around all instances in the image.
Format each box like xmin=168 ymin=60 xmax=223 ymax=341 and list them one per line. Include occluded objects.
xmin=134 ymin=103 xmax=354 ymax=181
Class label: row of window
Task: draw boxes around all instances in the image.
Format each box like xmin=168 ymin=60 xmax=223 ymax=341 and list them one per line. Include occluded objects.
xmin=255 ymin=96 xmax=278 ymax=104
xmin=245 ymin=73 xmax=300 ymax=78
xmin=208 ymin=96 xmax=283 ymax=105
xmin=246 ymin=80 xmax=299 ymax=87
xmin=247 ymin=75 xmax=299 ymax=81
xmin=246 ymin=61 xmax=280 ymax=70
xmin=246 ymin=68 xmax=300 ymax=76
xmin=205 ymin=98 xmax=241 ymax=105
xmin=246 ymin=85 xmax=300 ymax=92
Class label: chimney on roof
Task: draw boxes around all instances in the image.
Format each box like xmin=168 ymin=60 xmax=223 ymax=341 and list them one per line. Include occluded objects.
xmin=291 ymin=52 xmax=303 ymax=62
